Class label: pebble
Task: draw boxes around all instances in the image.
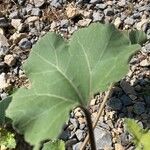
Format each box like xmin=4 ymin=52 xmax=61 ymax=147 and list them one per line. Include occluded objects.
xmin=11 ymin=19 xmax=22 ymax=30
xmin=18 ymin=0 xmax=26 ymax=5
xmin=120 ymin=95 xmax=133 ymax=106
xmin=72 ymin=142 xmax=82 ymax=150
xmin=75 ymin=129 xmax=85 ymax=141
xmin=18 ymin=38 xmax=32 ymax=49
xmin=140 ymin=59 xmax=150 ymax=67
xmin=70 ymin=118 xmax=78 ymax=129
xmin=94 ymin=126 xmax=112 ymax=149
xmin=0 ymin=34 xmax=9 ymax=57
xmin=133 ymin=102 xmax=145 ymax=115
xmin=0 ymin=73 xmax=7 ymax=90
xmin=31 ymin=8 xmax=42 ymax=16
xmin=104 ymin=7 xmax=114 ymax=16
xmin=9 ymin=11 xmax=19 ymax=19
xmin=33 ymin=0 xmax=46 ymax=7
xmin=66 ymin=4 xmax=80 ymax=19
xmin=96 ymin=4 xmax=107 ymax=10
xmin=4 ymin=54 xmax=16 ymax=66
xmin=10 ymin=33 xmax=27 ymax=44
xmin=114 ymin=17 xmax=121 ymax=28
xmin=0 ymin=92 xmax=8 ymax=100
xmin=108 ymin=97 xmax=122 ymax=111
xmin=60 ymin=19 xmax=69 ymax=28
xmin=92 ymin=11 xmax=103 ymax=22
xmin=78 ymin=18 xmax=91 ymax=27
xmin=124 ymin=17 xmax=135 ymax=25
xmin=0 ymin=17 xmax=9 ymax=28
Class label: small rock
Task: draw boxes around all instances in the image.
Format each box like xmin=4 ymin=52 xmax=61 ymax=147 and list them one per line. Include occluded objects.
xmin=70 ymin=118 xmax=78 ymax=129
xmin=18 ymin=38 xmax=32 ymax=49
xmin=0 ymin=73 xmax=7 ymax=90
xmin=0 ymin=28 xmax=4 ymax=35
xmin=118 ymin=0 xmax=126 ymax=7
xmin=114 ymin=17 xmax=121 ymax=28
xmin=124 ymin=17 xmax=134 ymax=25
xmin=31 ymin=8 xmax=42 ymax=16
xmin=0 ymin=92 xmax=8 ymax=100
xmin=26 ymin=16 xmax=39 ymax=23
xmin=140 ymin=59 xmax=150 ymax=67
xmin=0 ymin=17 xmax=9 ymax=28
xmin=136 ymin=19 xmax=149 ymax=30
xmin=0 ymin=34 xmax=9 ymax=57
xmin=92 ymin=11 xmax=103 ymax=22
xmin=72 ymin=142 xmax=82 ymax=150
xmin=11 ymin=19 xmax=22 ymax=30
xmin=10 ymin=33 xmax=27 ymax=44
xmin=96 ymin=4 xmax=107 ymax=10
xmin=4 ymin=54 xmax=16 ymax=66
xmin=60 ymin=19 xmax=69 ymax=28
xmin=66 ymin=4 xmax=80 ymax=19
xmin=33 ymin=0 xmax=46 ymax=7
xmin=108 ymin=97 xmax=122 ymax=110
xmin=120 ymin=80 xmax=137 ymax=95
xmin=90 ymin=99 xmax=96 ymax=106
xmin=18 ymin=0 xmax=26 ymax=5
xmin=94 ymin=126 xmax=112 ymax=149
xmin=9 ymin=11 xmax=19 ymax=19
xmin=120 ymin=95 xmax=133 ymax=106
xmin=115 ymin=143 xmax=124 ymax=150
xmin=75 ymin=129 xmax=85 ymax=141
xmin=133 ymin=102 xmax=145 ymax=115
xmin=90 ymin=0 xmax=100 ymax=4
xmin=104 ymin=7 xmax=114 ymax=16
xmin=78 ymin=18 xmax=91 ymax=27
xmin=50 ymin=0 xmax=61 ymax=8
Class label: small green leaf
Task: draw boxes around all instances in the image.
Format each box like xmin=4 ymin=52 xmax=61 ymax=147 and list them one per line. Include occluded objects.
xmin=125 ymin=30 xmax=147 ymax=45
xmin=125 ymin=118 xmax=150 ymax=150
xmin=42 ymin=140 xmax=65 ymax=150
xmin=6 ymin=23 xmax=144 ymax=147
xmin=0 ymin=128 xmax=16 ymax=149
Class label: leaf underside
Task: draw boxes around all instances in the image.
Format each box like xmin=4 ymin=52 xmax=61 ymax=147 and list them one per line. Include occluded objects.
xmin=6 ymin=23 xmax=142 ymax=147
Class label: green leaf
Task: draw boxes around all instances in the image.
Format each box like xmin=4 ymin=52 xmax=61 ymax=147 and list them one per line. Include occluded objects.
xmin=0 ymin=98 xmax=11 ymax=126
xmin=42 ymin=140 xmax=65 ymax=150
xmin=125 ymin=30 xmax=147 ymax=45
xmin=125 ymin=119 xmax=150 ymax=150
xmin=6 ymin=23 xmax=143 ymax=147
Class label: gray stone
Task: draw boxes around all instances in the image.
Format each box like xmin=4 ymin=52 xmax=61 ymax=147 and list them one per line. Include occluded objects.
xmin=70 ymin=118 xmax=78 ymax=129
xmin=144 ymin=43 xmax=150 ymax=52
xmin=18 ymin=0 xmax=26 ymax=5
xmin=0 ymin=17 xmax=9 ymax=28
xmin=50 ymin=0 xmax=61 ymax=8
xmin=0 ymin=34 xmax=9 ymax=57
xmin=120 ymin=95 xmax=133 ymax=106
xmin=118 ymin=0 xmax=126 ymax=7
xmin=90 ymin=0 xmax=100 ymax=4
xmin=18 ymin=38 xmax=32 ymax=49
xmin=34 ymin=0 xmax=46 ymax=7
xmin=73 ymin=142 xmax=82 ymax=150
xmin=96 ymin=4 xmax=107 ymax=10
xmin=31 ymin=8 xmax=42 ymax=16
xmin=9 ymin=11 xmax=19 ymax=19
xmin=75 ymin=129 xmax=85 ymax=141
xmin=120 ymin=132 xmax=130 ymax=146
xmin=26 ymin=4 xmax=33 ymax=14
xmin=108 ymin=97 xmax=122 ymax=110
xmin=104 ymin=8 xmax=114 ymax=16
xmin=132 ymin=12 xmax=141 ymax=19
xmin=133 ymin=102 xmax=145 ymax=115
xmin=92 ymin=12 xmax=104 ymax=22
xmin=94 ymin=126 xmax=112 ymax=149
xmin=124 ymin=17 xmax=135 ymax=25
xmin=0 ymin=92 xmax=8 ymax=100
xmin=60 ymin=19 xmax=69 ymax=28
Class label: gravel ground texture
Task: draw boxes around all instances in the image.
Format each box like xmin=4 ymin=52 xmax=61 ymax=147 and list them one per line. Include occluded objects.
xmin=0 ymin=0 xmax=150 ymax=150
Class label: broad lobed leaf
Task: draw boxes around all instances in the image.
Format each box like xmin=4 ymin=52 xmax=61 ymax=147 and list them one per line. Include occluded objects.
xmin=6 ymin=23 xmax=145 ymax=147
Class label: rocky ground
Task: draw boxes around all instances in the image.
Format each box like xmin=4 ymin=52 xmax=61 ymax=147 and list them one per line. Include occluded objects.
xmin=0 ymin=0 xmax=150 ymax=149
